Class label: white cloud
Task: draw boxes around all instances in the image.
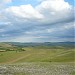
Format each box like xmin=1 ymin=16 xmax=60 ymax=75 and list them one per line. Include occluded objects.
xmin=37 ymin=0 xmax=71 ymax=11
xmin=36 ymin=0 xmax=73 ymax=24
xmin=0 ymin=0 xmax=74 ymax=42
xmin=36 ymin=0 xmax=72 ymax=12
xmin=5 ymin=4 xmax=44 ymax=20
xmin=2 ymin=0 xmax=74 ymax=25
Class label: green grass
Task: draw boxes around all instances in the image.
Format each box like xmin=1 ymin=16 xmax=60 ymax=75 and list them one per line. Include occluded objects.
xmin=0 ymin=47 xmax=74 ymax=64
xmin=71 ymin=72 xmax=75 ymax=75
xmin=0 ymin=46 xmax=75 ymax=75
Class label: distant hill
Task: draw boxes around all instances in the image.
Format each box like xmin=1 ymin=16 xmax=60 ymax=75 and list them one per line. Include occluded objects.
xmin=0 ymin=42 xmax=17 ymax=50
xmin=0 ymin=43 xmax=13 ymax=48
xmin=2 ymin=42 xmax=74 ymax=49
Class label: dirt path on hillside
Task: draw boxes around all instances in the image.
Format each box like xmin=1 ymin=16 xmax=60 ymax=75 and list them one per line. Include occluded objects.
xmin=0 ymin=50 xmax=74 ymax=64
xmin=0 ymin=54 xmax=31 ymax=64
xmin=10 ymin=50 xmax=73 ymax=63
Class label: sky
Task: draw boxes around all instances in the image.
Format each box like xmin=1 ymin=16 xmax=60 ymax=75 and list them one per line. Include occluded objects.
xmin=0 ymin=0 xmax=75 ymax=42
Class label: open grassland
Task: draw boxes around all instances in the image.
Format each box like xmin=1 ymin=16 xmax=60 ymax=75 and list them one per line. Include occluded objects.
xmin=0 ymin=47 xmax=74 ymax=63
xmin=0 ymin=45 xmax=75 ymax=75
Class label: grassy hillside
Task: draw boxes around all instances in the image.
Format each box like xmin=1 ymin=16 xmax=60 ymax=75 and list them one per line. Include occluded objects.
xmin=0 ymin=42 xmax=75 ymax=75
xmin=0 ymin=43 xmax=13 ymax=48
xmin=0 ymin=46 xmax=74 ymax=64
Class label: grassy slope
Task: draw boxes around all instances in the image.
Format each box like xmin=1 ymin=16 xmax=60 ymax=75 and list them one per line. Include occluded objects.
xmin=0 ymin=45 xmax=75 ymax=75
xmin=15 ymin=48 xmax=75 ymax=63
xmin=0 ymin=43 xmax=13 ymax=48
xmin=0 ymin=47 xmax=74 ymax=64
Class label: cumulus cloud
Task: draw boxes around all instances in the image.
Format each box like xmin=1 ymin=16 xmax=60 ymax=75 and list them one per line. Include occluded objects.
xmin=0 ymin=0 xmax=74 ymax=42
xmin=37 ymin=0 xmax=72 ymax=11
xmin=5 ymin=4 xmax=44 ymax=20
xmin=2 ymin=0 xmax=74 ymax=26
xmin=36 ymin=0 xmax=74 ymax=24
